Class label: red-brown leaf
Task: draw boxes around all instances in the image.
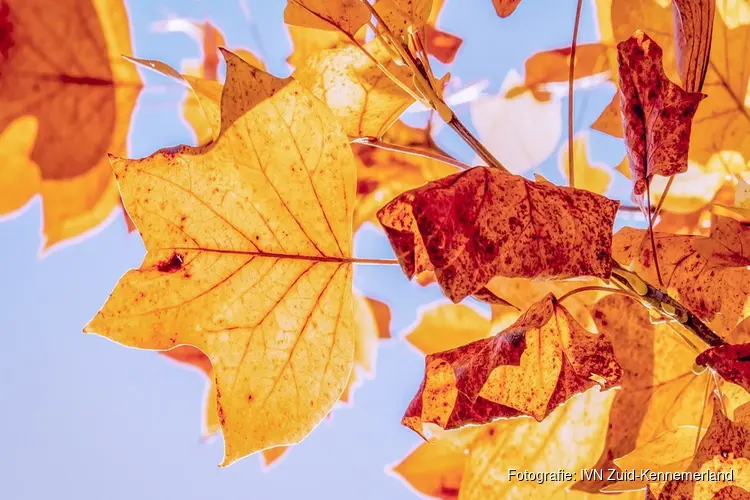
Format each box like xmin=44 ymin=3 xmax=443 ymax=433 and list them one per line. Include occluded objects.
xmin=401 ymin=294 xmax=621 ymax=435
xmin=618 ymin=30 xmax=705 ymax=196
xmin=696 ymin=343 xmax=750 ymax=393
xmin=376 ymin=166 xmax=619 ymax=302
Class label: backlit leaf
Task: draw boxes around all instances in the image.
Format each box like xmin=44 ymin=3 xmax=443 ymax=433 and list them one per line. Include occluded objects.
xmin=402 ymin=294 xmax=621 ymax=435
xmin=559 ymin=133 xmax=613 ymax=194
xmin=594 ymin=0 xmax=750 ymax=166
xmin=613 ymin=225 xmax=750 ymax=336
xmin=377 ymin=166 xmax=619 ymax=302
xmin=491 ymin=0 xmax=522 ymax=18
xmin=284 ymin=0 xmax=371 ymax=36
xmin=617 ymin=30 xmax=705 ymax=196
xmin=0 ymin=0 xmax=141 ymax=248
xmin=84 ymin=50 xmax=357 ymax=465
xmin=294 ymin=39 xmax=415 ymax=138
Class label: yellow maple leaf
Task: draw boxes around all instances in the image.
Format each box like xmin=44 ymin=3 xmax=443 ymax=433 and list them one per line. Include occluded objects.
xmin=85 ymin=49 xmax=357 ymax=466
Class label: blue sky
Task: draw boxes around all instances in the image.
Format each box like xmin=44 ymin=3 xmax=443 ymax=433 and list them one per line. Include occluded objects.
xmin=0 ymin=1 xmax=644 ymax=499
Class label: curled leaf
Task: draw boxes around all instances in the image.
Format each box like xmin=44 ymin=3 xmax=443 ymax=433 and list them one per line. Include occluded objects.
xmin=402 ymin=294 xmax=621 ymax=435
xmin=377 ymin=166 xmax=619 ymax=302
xmin=618 ymin=30 xmax=705 ymax=196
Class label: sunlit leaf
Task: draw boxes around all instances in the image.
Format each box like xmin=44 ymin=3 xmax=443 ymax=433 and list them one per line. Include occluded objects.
xmin=85 ymin=50 xmax=358 ymax=465
xmin=0 ymin=0 xmax=141 ymax=248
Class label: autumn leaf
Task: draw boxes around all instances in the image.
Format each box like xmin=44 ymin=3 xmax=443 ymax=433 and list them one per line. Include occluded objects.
xmin=377 ymin=166 xmax=619 ymax=302
xmin=572 ymin=294 xmax=717 ymax=493
xmin=559 ymin=133 xmax=612 ymax=194
xmin=374 ymin=0 xmax=432 ymax=36
xmin=390 ymin=428 xmax=470 ymax=499
xmin=696 ymin=342 xmax=750 ymax=393
xmin=423 ymin=24 xmax=463 ymax=64
xmin=404 ymin=302 xmax=500 ymax=355
xmin=613 ymin=224 xmax=750 ymax=336
xmin=402 ymin=294 xmax=621 ymax=435
xmin=458 ymin=389 xmax=622 ymax=499
xmin=611 ymin=397 xmax=750 ymax=499
xmin=162 ymin=292 xmax=389 ymax=470
xmin=294 ymin=39 xmax=415 ymax=138
xmin=672 ymin=0 xmax=715 ymax=93
xmin=284 ymin=0 xmax=370 ymax=36
xmin=617 ymin=30 xmax=705 ymax=197
xmin=471 ymin=70 xmax=562 ymax=174
xmin=286 ymin=25 xmax=353 ymax=70
xmin=162 ymin=20 xmax=265 ymax=147
xmin=84 ymin=50 xmax=358 ymax=465
xmin=507 ymin=43 xmax=611 ymax=101
xmin=0 ymin=0 xmax=141 ymax=248
xmin=491 ymin=0 xmax=522 ymax=18
xmin=594 ymin=0 xmax=750 ymax=165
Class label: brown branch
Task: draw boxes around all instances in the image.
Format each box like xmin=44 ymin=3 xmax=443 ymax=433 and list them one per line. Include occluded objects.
xmin=609 ymin=261 xmax=724 ymax=347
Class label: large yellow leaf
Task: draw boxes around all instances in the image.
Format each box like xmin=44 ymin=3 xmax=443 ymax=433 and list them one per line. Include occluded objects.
xmin=0 ymin=0 xmax=141 ymax=248
xmin=85 ymin=50 xmax=357 ymax=465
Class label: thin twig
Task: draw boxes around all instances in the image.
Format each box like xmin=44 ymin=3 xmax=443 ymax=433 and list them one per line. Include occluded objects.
xmin=557 ymin=285 xmax=638 ymax=303
xmin=351 ymin=257 xmax=401 ymax=265
xmin=358 ymin=0 xmax=509 ymax=173
xmin=645 ymin=181 xmax=664 ymax=286
xmin=448 ymin=115 xmax=510 ymax=172
xmin=351 ymin=136 xmax=472 ymax=170
xmin=567 ymin=0 xmax=584 ymax=188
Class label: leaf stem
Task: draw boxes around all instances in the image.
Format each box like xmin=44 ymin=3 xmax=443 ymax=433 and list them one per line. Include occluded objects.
xmin=358 ymin=0 xmax=509 ymax=173
xmin=350 ymin=136 xmax=472 ymax=170
xmin=567 ymin=0 xmax=583 ymax=188
xmin=448 ymin=115 xmax=510 ymax=173
xmin=557 ymin=285 xmax=637 ymax=303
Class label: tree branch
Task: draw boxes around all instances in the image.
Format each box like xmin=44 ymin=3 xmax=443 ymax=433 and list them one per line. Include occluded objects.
xmin=609 ymin=260 xmax=724 ymax=347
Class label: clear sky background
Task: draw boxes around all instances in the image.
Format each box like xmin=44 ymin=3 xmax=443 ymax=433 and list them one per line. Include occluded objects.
xmin=1 ymin=1 xmax=643 ymax=499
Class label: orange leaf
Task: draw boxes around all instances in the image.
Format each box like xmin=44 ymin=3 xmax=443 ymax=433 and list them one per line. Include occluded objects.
xmin=510 ymin=43 xmax=611 ymax=101
xmin=423 ymin=24 xmax=462 ymax=64
xmin=377 ymin=166 xmax=619 ymax=302
xmin=613 ymin=224 xmax=750 ymax=336
xmin=85 ymin=50 xmax=357 ymax=465
xmin=402 ymin=294 xmax=621 ymax=435
xmin=617 ymin=30 xmax=705 ymax=196
xmin=594 ymin=0 xmax=750 ymax=165
xmin=618 ymin=397 xmax=750 ymax=498
xmin=0 ymin=0 xmax=141 ymax=248
xmin=374 ymin=0 xmax=432 ymax=36
xmin=672 ymin=0 xmax=715 ymax=92
xmin=284 ymin=0 xmax=370 ymax=36
xmin=491 ymin=0 xmax=522 ymax=18
xmin=572 ymin=294 xmax=716 ymax=493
